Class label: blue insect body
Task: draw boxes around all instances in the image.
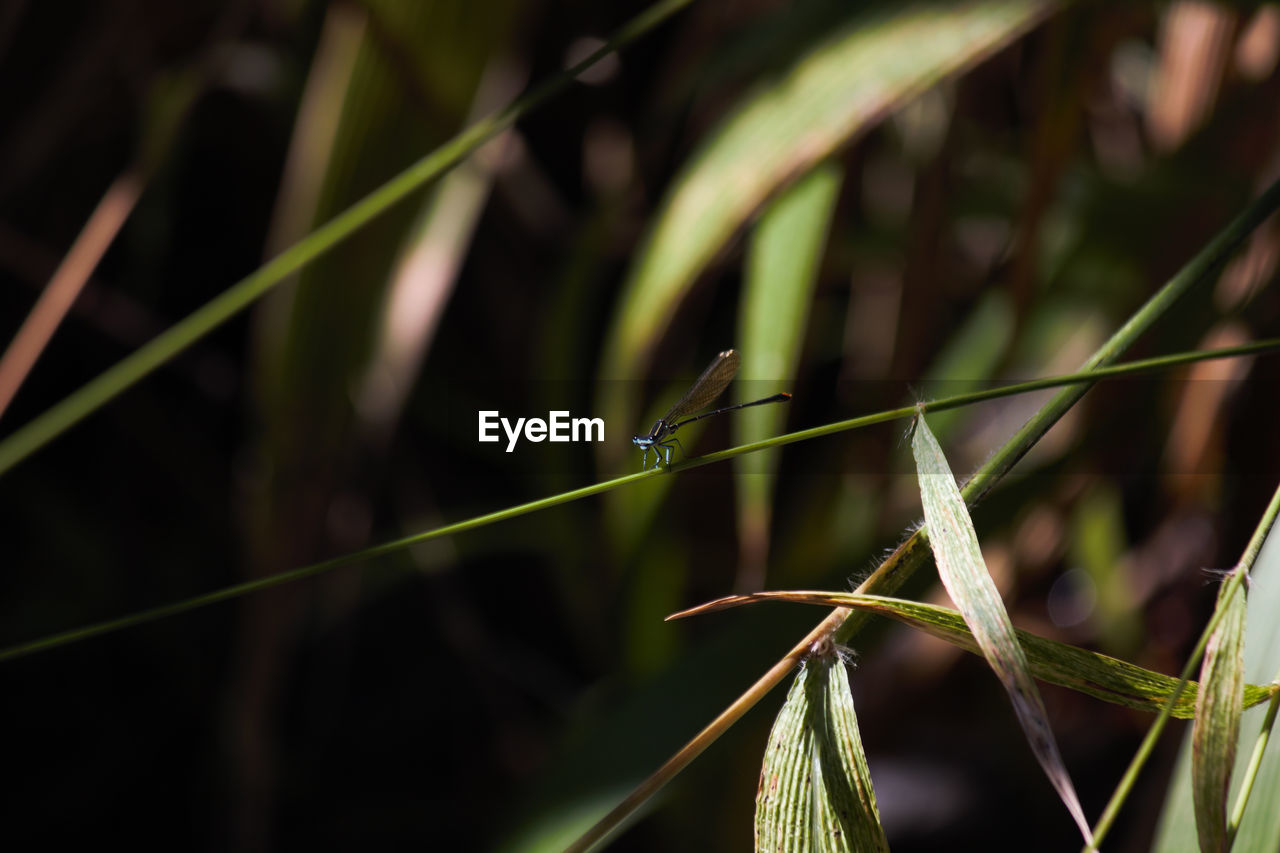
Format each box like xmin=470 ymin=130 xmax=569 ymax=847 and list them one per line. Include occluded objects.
xmin=632 ymin=349 xmax=790 ymax=471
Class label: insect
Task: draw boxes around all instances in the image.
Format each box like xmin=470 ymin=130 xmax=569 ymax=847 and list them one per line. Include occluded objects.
xmin=632 ymin=349 xmax=791 ymax=470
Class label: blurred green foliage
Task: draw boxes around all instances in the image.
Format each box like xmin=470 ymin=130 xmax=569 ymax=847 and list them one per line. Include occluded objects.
xmin=3 ymin=0 xmax=1280 ymax=850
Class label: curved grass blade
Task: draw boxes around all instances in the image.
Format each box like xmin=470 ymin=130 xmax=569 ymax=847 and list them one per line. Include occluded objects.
xmin=1154 ymin=479 xmax=1280 ymax=853
xmin=599 ymin=0 xmax=1060 ymax=463
xmin=911 ymin=412 xmax=1092 ymax=844
xmin=735 ymin=163 xmax=842 ymax=590
xmin=756 ymin=639 xmax=888 ymax=853
xmin=257 ymin=0 xmax=513 ymax=434
xmin=605 ymin=0 xmax=1058 ymax=375
xmin=1192 ymin=570 xmax=1248 ymax=853
xmin=669 ymin=591 xmax=1272 ymax=718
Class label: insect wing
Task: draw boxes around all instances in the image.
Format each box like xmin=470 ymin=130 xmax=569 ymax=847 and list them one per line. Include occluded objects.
xmin=662 ymin=349 xmax=740 ymax=422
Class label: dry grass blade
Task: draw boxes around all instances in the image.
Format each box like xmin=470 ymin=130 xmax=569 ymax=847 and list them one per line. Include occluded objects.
xmin=0 ymin=169 xmax=144 ymax=419
xmin=1192 ymin=570 xmax=1249 ymax=853
xmin=911 ymin=413 xmax=1093 ymax=845
xmin=669 ymin=590 xmax=1272 ymax=719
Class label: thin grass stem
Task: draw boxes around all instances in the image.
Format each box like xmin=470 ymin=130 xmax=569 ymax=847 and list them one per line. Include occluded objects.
xmin=1 ymin=339 xmax=1275 ymax=664
xmin=2 ymin=336 xmax=1278 ymax=664
xmin=1227 ymin=672 xmax=1280 ymax=846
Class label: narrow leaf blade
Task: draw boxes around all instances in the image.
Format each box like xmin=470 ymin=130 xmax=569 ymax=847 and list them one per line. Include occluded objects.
xmin=1154 ymin=489 xmax=1280 ymax=853
xmin=736 ymin=162 xmax=843 ymax=588
xmin=601 ymin=0 xmax=1060 ymax=450
xmin=671 ymin=589 xmax=1272 ymax=718
xmin=911 ymin=414 xmax=1092 ymax=843
xmin=1192 ymin=572 xmax=1248 ymax=853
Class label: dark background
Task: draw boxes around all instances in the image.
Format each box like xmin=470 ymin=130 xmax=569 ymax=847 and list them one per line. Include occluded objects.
xmin=2 ymin=1 xmax=1279 ymax=850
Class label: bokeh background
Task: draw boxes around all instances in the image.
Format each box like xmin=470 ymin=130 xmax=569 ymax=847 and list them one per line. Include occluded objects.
xmin=3 ymin=1 xmax=1280 ymax=850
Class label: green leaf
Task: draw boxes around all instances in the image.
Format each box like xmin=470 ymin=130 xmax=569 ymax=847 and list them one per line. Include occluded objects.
xmin=756 ymin=641 xmax=888 ymax=852
xmin=1192 ymin=571 xmax=1248 ymax=853
xmin=736 ymin=162 xmax=842 ymax=588
xmin=257 ymin=0 xmax=513 ymax=450
xmin=600 ymin=0 xmax=1061 ymax=452
xmin=911 ymin=413 xmax=1092 ymax=843
xmin=1154 ymin=495 xmax=1280 ymax=853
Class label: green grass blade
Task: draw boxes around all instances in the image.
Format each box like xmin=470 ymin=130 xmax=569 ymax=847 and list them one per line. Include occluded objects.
xmin=1085 ymin=571 xmax=1251 ymax=852
xmin=604 ymin=0 xmax=1057 ymax=375
xmin=2 ymin=340 xmax=1278 ymax=663
xmin=255 ymin=0 xmax=512 ymax=441
xmin=659 ymin=338 xmax=1280 ymax=472
xmin=598 ymin=0 xmax=1060 ymax=473
xmin=1228 ymin=671 xmax=1280 ymax=848
xmin=736 ymin=162 xmax=842 ymax=588
xmin=912 ymin=413 xmax=1092 ymax=843
xmin=1192 ymin=571 xmax=1249 ymax=853
xmin=1154 ymin=480 xmax=1280 ymax=853
xmin=671 ymin=590 xmax=1272 ymax=719
xmin=0 ymin=470 xmax=656 ymax=662
xmin=0 ymin=0 xmax=696 ymax=479
xmin=756 ymin=641 xmax=888 ymax=852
